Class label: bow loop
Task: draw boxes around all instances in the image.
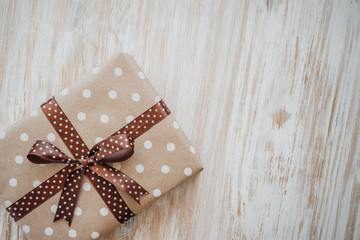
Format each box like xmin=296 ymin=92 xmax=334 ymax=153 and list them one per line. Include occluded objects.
xmin=27 ymin=140 xmax=73 ymax=164
xmin=90 ymin=134 xmax=135 ymax=164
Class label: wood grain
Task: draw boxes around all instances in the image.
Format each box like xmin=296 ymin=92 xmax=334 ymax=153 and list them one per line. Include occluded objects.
xmin=0 ymin=0 xmax=359 ymax=239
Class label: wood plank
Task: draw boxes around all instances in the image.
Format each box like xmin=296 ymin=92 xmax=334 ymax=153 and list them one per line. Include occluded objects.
xmin=0 ymin=0 xmax=359 ymax=239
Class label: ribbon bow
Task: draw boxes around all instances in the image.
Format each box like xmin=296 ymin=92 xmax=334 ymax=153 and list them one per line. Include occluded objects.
xmin=7 ymin=97 xmax=171 ymax=226
xmin=27 ymin=133 xmax=147 ymax=225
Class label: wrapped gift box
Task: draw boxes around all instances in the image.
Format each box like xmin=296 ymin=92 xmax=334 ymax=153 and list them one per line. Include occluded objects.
xmin=0 ymin=54 xmax=203 ymax=239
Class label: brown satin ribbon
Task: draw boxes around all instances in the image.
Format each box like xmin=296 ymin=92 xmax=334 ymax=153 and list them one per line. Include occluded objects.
xmin=6 ymin=97 xmax=171 ymax=226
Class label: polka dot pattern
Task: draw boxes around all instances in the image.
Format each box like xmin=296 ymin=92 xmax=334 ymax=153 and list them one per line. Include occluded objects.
xmin=113 ymin=100 xmax=171 ymax=139
xmin=153 ymin=189 xmax=161 ymax=197
xmin=184 ymin=167 xmax=193 ymax=176
xmin=144 ymin=140 xmax=152 ymax=149
xmin=88 ymin=163 xmax=148 ymax=204
xmin=82 ymin=182 xmax=91 ymax=191
xmin=131 ymin=92 xmax=140 ymax=102
xmin=82 ymin=89 xmax=91 ymax=98
xmin=54 ymin=169 xmax=84 ymax=225
xmin=136 ymin=164 xmax=144 ymax=173
xmin=92 ymin=67 xmax=99 ymax=74
xmin=91 ymin=232 xmax=100 ymax=239
xmin=114 ymin=67 xmax=123 ymax=76
xmin=14 ymin=155 xmax=24 ymax=164
xmin=161 ymin=165 xmax=170 ymax=174
xmin=108 ymin=90 xmax=117 ymax=99
xmin=22 ymin=225 xmax=30 ymax=233
xmin=9 ymin=178 xmax=17 ymax=186
xmin=77 ymin=112 xmax=86 ymax=121
xmin=47 ymin=133 xmax=56 ymax=142
xmin=45 ymin=227 xmax=53 ymax=236
xmin=20 ymin=133 xmax=28 ymax=142
xmin=51 ymin=204 xmax=57 ymax=213
xmin=84 ymin=167 xmax=136 ymax=223
xmin=126 ymin=115 xmax=134 ymax=123
xmin=6 ymin=164 xmax=76 ymax=222
xmin=173 ymin=121 xmax=180 ymax=129
xmin=137 ymin=71 xmax=145 ymax=79
xmin=100 ymin=114 xmax=109 ymax=123
xmin=8 ymin=97 xmax=172 ymax=229
xmin=69 ymin=229 xmax=77 ymax=238
xmin=167 ymin=143 xmax=175 ymax=151
xmin=61 ymin=88 xmax=69 ymax=96
xmin=41 ymin=98 xmax=88 ymax=159
xmin=74 ymin=207 xmax=82 ymax=216
xmin=4 ymin=200 xmax=12 ymax=208
xmin=0 ymin=131 xmax=5 ymax=139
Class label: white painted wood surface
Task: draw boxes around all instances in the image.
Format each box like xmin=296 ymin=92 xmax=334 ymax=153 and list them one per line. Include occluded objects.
xmin=0 ymin=0 xmax=359 ymax=239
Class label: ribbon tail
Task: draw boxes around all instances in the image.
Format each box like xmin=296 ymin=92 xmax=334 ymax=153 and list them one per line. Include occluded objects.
xmin=54 ymin=168 xmax=84 ymax=226
xmin=84 ymin=167 xmax=135 ymax=223
xmin=89 ymin=164 xmax=149 ymax=204
xmin=6 ymin=165 xmax=74 ymax=222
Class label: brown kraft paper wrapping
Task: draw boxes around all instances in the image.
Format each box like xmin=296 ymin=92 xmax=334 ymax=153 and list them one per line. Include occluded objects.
xmin=0 ymin=53 xmax=203 ymax=240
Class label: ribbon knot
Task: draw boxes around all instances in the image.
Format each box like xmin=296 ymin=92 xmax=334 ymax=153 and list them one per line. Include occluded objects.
xmin=78 ymin=156 xmax=94 ymax=168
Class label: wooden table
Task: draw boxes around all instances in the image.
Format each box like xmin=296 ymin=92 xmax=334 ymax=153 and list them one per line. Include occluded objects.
xmin=0 ymin=0 xmax=359 ymax=239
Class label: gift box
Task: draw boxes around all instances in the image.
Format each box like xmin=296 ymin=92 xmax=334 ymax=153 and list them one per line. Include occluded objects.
xmin=0 ymin=54 xmax=203 ymax=239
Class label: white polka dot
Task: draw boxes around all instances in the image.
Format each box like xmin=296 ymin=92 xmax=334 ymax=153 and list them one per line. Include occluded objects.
xmin=108 ymin=90 xmax=117 ymax=99
xmin=30 ymin=109 xmax=38 ymax=117
xmin=135 ymin=164 xmax=144 ymax=173
xmin=82 ymin=89 xmax=91 ymax=98
xmin=61 ymin=88 xmax=69 ymax=96
xmin=138 ymin=71 xmax=145 ymax=79
xmin=100 ymin=207 xmax=108 ymax=216
xmin=20 ymin=133 xmax=28 ymax=142
xmin=167 ymin=143 xmax=175 ymax=151
xmin=83 ymin=182 xmax=91 ymax=191
xmin=91 ymin=232 xmax=100 ymax=239
xmin=45 ymin=227 xmax=53 ymax=236
xmin=144 ymin=140 xmax=152 ymax=149
xmin=95 ymin=137 xmax=103 ymax=144
xmin=51 ymin=204 xmax=57 ymax=213
xmin=92 ymin=67 xmax=100 ymax=74
xmin=184 ymin=167 xmax=192 ymax=176
xmin=100 ymin=114 xmax=109 ymax=123
xmin=173 ymin=121 xmax=179 ymax=129
xmin=190 ymin=146 xmax=196 ymax=154
xmin=132 ymin=93 xmax=140 ymax=102
xmin=114 ymin=67 xmax=123 ymax=76
xmin=47 ymin=133 xmax=55 ymax=142
xmin=126 ymin=115 xmax=134 ymax=123
xmin=113 ymin=163 xmax=121 ymax=169
xmin=153 ymin=189 xmax=161 ymax=197
xmin=74 ymin=207 xmax=82 ymax=216
xmin=77 ymin=112 xmax=86 ymax=121
xmin=161 ymin=165 xmax=170 ymax=174
xmin=22 ymin=225 xmax=30 ymax=233
xmin=69 ymin=229 xmax=77 ymax=238
xmin=4 ymin=200 xmax=12 ymax=208
xmin=33 ymin=180 xmax=41 ymax=188
xmin=14 ymin=155 xmax=24 ymax=164
xmin=9 ymin=178 xmax=17 ymax=187
xmin=0 ymin=131 xmax=5 ymax=139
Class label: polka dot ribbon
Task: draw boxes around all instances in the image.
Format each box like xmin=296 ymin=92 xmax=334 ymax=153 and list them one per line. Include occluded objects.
xmin=6 ymin=97 xmax=171 ymax=226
